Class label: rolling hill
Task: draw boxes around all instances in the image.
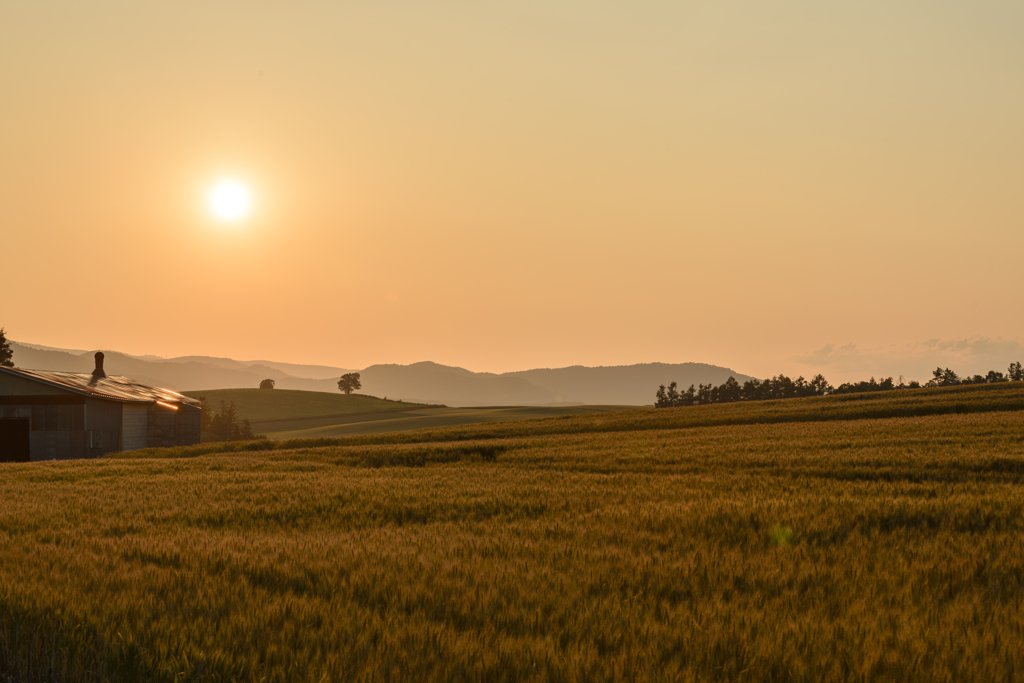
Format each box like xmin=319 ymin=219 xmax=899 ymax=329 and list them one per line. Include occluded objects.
xmin=180 ymin=389 xmax=429 ymax=422
xmin=183 ymin=388 xmax=635 ymax=439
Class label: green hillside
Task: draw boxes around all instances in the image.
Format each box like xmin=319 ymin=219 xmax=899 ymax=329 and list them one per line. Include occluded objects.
xmin=183 ymin=388 xmax=634 ymax=438
xmin=181 ymin=388 xmax=427 ymax=421
xmin=255 ymin=405 xmax=638 ymax=439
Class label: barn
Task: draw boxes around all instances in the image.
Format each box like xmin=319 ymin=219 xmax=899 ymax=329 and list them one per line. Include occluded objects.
xmin=0 ymin=352 xmax=201 ymax=463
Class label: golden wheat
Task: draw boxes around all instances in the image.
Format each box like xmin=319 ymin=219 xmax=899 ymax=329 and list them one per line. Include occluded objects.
xmin=1 ymin=398 xmax=1023 ymax=681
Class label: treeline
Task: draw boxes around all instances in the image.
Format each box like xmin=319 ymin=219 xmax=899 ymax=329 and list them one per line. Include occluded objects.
xmin=926 ymin=362 xmax=1023 ymax=387
xmin=656 ymin=374 xmax=832 ymax=407
xmin=655 ymin=362 xmax=1024 ymax=408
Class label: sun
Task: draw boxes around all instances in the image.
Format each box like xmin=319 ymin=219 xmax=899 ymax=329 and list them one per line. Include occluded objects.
xmin=208 ymin=180 xmax=253 ymax=222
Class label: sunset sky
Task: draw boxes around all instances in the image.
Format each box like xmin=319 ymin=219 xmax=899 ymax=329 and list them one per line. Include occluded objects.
xmin=2 ymin=1 xmax=1022 ymax=382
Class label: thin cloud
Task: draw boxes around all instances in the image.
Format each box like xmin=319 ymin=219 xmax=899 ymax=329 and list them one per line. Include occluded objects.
xmin=794 ymin=337 xmax=1024 ymax=383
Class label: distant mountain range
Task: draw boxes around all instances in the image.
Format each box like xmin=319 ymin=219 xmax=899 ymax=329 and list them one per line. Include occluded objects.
xmin=8 ymin=342 xmax=353 ymax=394
xmin=9 ymin=341 xmax=755 ymax=407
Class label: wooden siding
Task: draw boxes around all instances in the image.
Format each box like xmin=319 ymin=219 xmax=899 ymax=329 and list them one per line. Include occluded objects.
xmin=176 ymin=405 xmax=202 ymax=447
xmin=0 ymin=400 xmax=124 ymax=460
xmin=122 ymin=404 xmax=149 ymax=451
xmin=29 ymin=430 xmax=87 ymax=461
xmin=1 ymin=405 xmax=31 ymax=420
xmin=84 ymin=399 xmax=122 ymax=457
xmin=148 ymin=404 xmax=179 ymax=449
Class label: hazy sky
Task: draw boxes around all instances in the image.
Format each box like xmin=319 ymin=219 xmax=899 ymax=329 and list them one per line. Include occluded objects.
xmin=2 ymin=1 xmax=1022 ymax=382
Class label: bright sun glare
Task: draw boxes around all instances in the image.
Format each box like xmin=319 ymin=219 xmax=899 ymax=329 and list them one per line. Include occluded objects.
xmin=208 ymin=180 xmax=253 ymax=222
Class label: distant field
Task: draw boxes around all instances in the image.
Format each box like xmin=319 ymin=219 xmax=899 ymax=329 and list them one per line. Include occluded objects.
xmin=181 ymin=388 xmax=427 ymax=421
xmin=2 ymin=383 xmax=1024 ymax=681
xmin=169 ymin=380 xmax=1024 ymax=453
xmin=254 ymin=404 xmax=638 ymax=439
xmin=182 ymin=387 xmax=636 ymax=438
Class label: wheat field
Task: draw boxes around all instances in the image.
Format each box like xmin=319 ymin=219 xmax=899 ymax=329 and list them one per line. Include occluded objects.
xmin=1 ymin=387 xmax=1023 ymax=681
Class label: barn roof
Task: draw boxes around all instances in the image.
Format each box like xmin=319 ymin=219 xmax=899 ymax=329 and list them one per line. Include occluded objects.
xmin=0 ymin=366 xmax=202 ymax=407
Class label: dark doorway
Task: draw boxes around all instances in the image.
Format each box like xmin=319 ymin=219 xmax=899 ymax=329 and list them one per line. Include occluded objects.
xmin=0 ymin=420 xmax=31 ymax=463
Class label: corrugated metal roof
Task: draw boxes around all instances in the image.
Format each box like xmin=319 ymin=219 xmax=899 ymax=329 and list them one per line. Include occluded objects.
xmin=0 ymin=367 xmax=202 ymax=407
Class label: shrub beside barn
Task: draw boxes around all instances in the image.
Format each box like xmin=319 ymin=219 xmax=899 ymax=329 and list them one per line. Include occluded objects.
xmin=0 ymin=352 xmax=200 ymax=462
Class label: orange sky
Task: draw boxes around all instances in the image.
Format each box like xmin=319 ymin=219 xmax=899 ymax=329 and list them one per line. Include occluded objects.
xmin=2 ymin=1 xmax=1022 ymax=383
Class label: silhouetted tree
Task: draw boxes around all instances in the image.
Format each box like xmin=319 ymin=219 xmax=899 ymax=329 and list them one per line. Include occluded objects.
xmin=0 ymin=328 xmax=13 ymax=368
xmin=809 ymin=374 xmax=833 ymax=396
xmin=770 ymin=375 xmax=796 ymax=399
xmin=259 ymin=379 xmax=276 ymax=389
xmin=204 ymin=401 xmax=257 ymax=442
xmin=656 ymin=381 xmax=699 ymax=407
xmin=925 ymin=367 xmax=959 ymax=388
xmin=338 ymin=372 xmax=362 ymax=395
xmin=986 ymin=370 xmax=1007 ymax=383
xmin=208 ymin=401 xmax=236 ymax=441
xmin=656 ymin=382 xmax=678 ymax=408
xmin=718 ymin=376 xmax=742 ymax=403
xmin=1010 ymin=362 xmax=1024 ymax=382
xmin=741 ymin=379 xmax=761 ymax=400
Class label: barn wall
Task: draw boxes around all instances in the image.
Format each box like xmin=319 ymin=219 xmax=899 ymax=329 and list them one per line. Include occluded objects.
xmin=1 ymin=397 xmax=91 ymax=461
xmin=1 ymin=405 xmax=32 ymax=420
xmin=177 ymin=405 xmax=202 ymax=446
xmin=23 ymin=404 xmax=87 ymax=460
xmin=147 ymin=404 xmax=180 ymax=448
xmin=142 ymin=404 xmax=200 ymax=449
xmin=29 ymin=431 xmax=87 ymax=461
xmin=122 ymin=404 xmax=149 ymax=451
xmin=84 ymin=399 xmax=123 ymax=458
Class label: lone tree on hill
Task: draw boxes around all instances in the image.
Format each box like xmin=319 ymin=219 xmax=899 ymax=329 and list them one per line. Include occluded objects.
xmin=0 ymin=328 xmax=12 ymax=368
xmin=259 ymin=379 xmax=276 ymax=389
xmin=338 ymin=372 xmax=362 ymax=395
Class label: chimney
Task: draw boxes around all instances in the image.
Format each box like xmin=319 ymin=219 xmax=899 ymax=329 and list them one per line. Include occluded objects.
xmin=92 ymin=352 xmax=107 ymax=380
